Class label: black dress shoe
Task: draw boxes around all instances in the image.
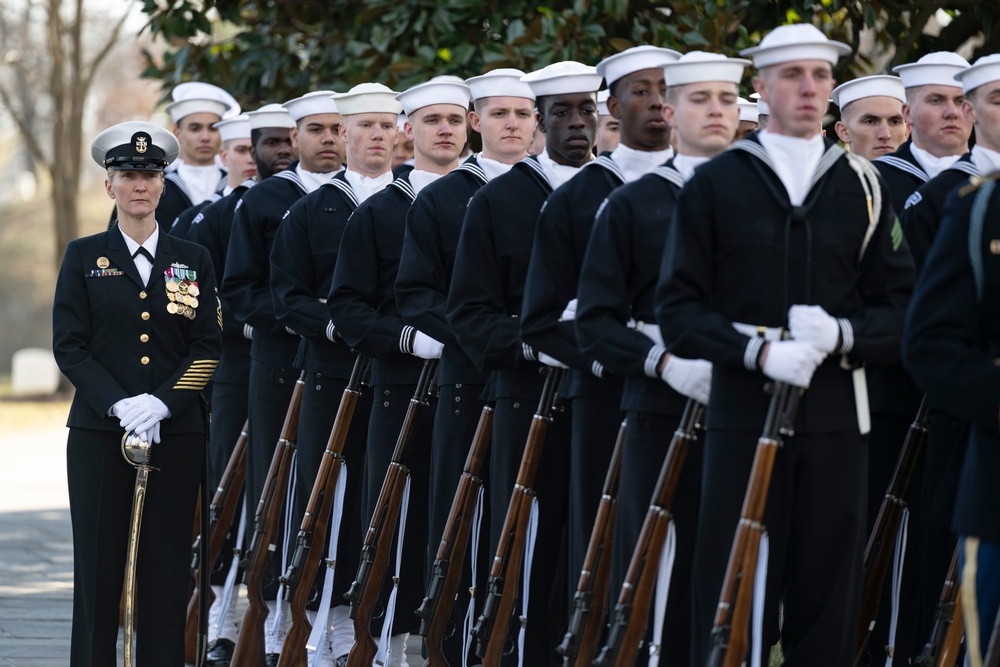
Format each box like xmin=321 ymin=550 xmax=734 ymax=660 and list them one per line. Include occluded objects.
xmin=265 ymin=653 xmax=280 ymax=667
xmin=205 ymin=638 xmax=235 ymax=667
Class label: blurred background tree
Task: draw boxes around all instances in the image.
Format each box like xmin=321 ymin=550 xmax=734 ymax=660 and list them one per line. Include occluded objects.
xmin=138 ymin=0 xmax=1000 ymax=103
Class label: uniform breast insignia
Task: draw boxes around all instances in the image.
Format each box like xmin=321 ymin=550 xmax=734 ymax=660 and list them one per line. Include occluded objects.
xmin=87 ymin=268 xmax=124 ymax=278
xmin=959 ymin=172 xmax=1000 ymax=197
xmin=97 ymin=257 xmax=110 ymax=269
xmin=164 ymin=265 xmax=200 ymax=320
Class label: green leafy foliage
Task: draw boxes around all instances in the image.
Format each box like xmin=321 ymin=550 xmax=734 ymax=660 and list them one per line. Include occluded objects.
xmin=137 ymin=0 xmax=1000 ymax=104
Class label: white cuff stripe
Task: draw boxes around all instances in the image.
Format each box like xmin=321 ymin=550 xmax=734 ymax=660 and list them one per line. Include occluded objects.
xmin=326 ymin=321 xmax=336 ymax=342
xmin=592 ymin=361 xmax=605 ymax=378
xmin=645 ymin=344 xmax=667 ymax=378
xmin=243 ymin=324 xmax=253 ymax=340
xmin=744 ymin=336 xmax=764 ymax=371
xmin=400 ymin=326 xmax=414 ymax=354
xmin=285 ymin=326 xmax=296 ymax=336
xmin=522 ymin=343 xmax=536 ymax=361
xmin=838 ymin=318 xmax=854 ymax=355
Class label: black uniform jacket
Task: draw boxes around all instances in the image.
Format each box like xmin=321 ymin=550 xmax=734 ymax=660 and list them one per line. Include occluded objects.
xmin=169 ymin=196 xmax=215 ymax=239
xmin=521 ymin=154 xmax=625 ymax=398
xmin=270 ymin=172 xmax=358 ymax=379
xmin=159 ymin=168 xmax=225 ymax=233
xmin=188 ymin=182 xmax=254 ymax=384
xmin=447 ymin=157 xmax=552 ymax=400
xmin=328 ymin=172 xmax=423 ymax=386
xmin=903 ymin=176 xmax=1000 ymax=542
xmin=575 ymin=160 xmax=689 ymax=417
xmin=875 ymin=139 xmax=930 ymax=215
xmin=222 ymin=165 xmax=306 ymax=369
xmin=53 ymin=224 xmax=223 ymax=433
xmin=900 ymin=153 xmax=980 ymax=271
xmin=656 ymin=135 xmax=915 ymax=433
xmin=396 ymin=156 xmax=490 ymax=387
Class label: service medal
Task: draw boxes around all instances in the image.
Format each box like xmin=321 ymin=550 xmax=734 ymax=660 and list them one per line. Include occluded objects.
xmin=167 ymin=302 xmax=178 ymax=314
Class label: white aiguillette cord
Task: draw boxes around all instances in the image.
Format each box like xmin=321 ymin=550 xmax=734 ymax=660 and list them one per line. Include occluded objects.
xmin=306 ymin=464 xmax=348 ymax=665
xmin=270 ymin=452 xmax=298 ymax=646
xmin=884 ymin=509 xmax=909 ymax=667
xmin=217 ymin=504 xmax=249 ymax=634
xmin=648 ymin=519 xmax=677 ymax=667
xmin=463 ymin=488 xmax=485 ymax=667
xmin=376 ymin=475 xmax=412 ymax=666
xmin=751 ymin=531 xmax=769 ymax=667
xmin=517 ymin=498 xmax=540 ymax=667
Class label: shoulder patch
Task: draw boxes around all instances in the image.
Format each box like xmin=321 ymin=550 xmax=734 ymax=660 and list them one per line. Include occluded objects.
xmin=903 ymin=191 xmax=922 ymax=210
xmin=891 ymin=216 xmax=903 ymax=252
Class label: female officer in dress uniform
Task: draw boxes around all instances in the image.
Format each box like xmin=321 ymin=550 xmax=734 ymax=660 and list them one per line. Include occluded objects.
xmin=53 ymin=121 xmax=222 ymax=666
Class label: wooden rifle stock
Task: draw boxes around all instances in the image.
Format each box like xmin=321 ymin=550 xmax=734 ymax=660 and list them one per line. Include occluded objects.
xmin=184 ymin=420 xmax=249 ymax=663
xmin=344 ymin=358 xmax=439 ymax=667
xmin=855 ymin=397 xmax=930 ymax=665
xmin=914 ymin=544 xmax=963 ymax=667
xmin=706 ymin=383 xmax=803 ymax=667
xmin=278 ymin=356 xmax=369 ymax=667
xmin=471 ymin=366 xmax=566 ymax=667
xmin=417 ymin=404 xmax=496 ymax=666
xmin=594 ymin=399 xmax=704 ymax=667
xmin=557 ymin=418 xmax=627 ymax=665
xmin=230 ymin=372 xmax=306 ymax=667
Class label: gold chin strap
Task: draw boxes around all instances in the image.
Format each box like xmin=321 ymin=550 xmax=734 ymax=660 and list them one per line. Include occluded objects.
xmin=120 ymin=431 xmax=154 ymax=667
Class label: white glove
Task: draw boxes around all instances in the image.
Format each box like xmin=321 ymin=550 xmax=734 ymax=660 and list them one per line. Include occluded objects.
xmin=412 ymin=331 xmax=444 ymax=359
xmin=148 ymin=422 xmax=161 ymax=444
xmin=109 ymin=397 xmax=135 ymax=418
xmin=660 ymin=355 xmax=712 ymax=404
xmin=119 ymin=394 xmax=171 ymax=436
xmin=761 ymin=339 xmax=826 ymax=388
xmin=788 ymin=304 xmax=839 ymax=354
xmin=635 ymin=320 xmax=664 ymax=346
xmin=560 ymin=298 xmax=577 ymax=322
xmin=538 ymin=351 xmax=569 ymax=369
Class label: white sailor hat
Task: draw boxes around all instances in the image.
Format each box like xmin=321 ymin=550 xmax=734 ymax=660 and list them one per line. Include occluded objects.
xmin=661 ymin=51 xmax=750 ymax=87
xmin=214 ymin=114 xmax=251 ymax=143
xmin=466 ymin=68 xmax=536 ymax=101
xmin=954 ymin=54 xmax=1000 ymax=94
xmin=91 ymin=121 xmax=180 ymax=171
xmin=737 ymin=97 xmax=759 ymax=122
xmin=284 ymin=91 xmax=340 ymax=122
xmin=597 ymin=90 xmax=611 ymax=115
xmin=893 ymin=52 xmax=969 ymax=89
xmin=334 ymin=83 xmax=404 ymax=115
xmin=247 ymin=103 xmax=296 ymax=130
xmin=597 ymin=45 xmax=681 ymax=87
xmin=740 ymin=24 xmax=850 ymax=69
xmin=397 ymin=113 xmax=409 ymax=132
xmin=165 ymin=82 xmax=239 ymax=123
xmin=750 ymin=92 xmax=770 ymax=116
xmin=395 ymin=80 xmax=472 ymax=115
xmin=521 ymin=61 xmax=603 ymax=97
xmin=831 ymin=75 xmax=906 ymax=109
xmin=430 ymin=75 xmax=467 ymax=84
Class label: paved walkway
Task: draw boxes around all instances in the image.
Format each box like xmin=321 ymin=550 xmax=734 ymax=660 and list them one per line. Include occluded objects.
xmin=0 ymin=424 xmax=426 ymax=666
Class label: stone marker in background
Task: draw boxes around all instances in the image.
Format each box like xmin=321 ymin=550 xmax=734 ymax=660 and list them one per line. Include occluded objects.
xmin=12 ymin=347 xmax=61 ymax=397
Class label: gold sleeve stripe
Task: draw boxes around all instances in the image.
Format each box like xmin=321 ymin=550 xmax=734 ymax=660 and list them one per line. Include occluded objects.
xmin=173 ymin=360 xmax=219 ymax=390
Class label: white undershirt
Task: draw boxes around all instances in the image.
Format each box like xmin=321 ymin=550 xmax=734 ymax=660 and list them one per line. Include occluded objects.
xmin=296 ymin=164 xmax=342 ymax=194
xmin=121 ymin=224 xmax=159 ymax=287
xmin=757 ymin=131 xmax=824 ymax=206
xmin=537 ymin=149 xmax=587 ymax=190
xmin=971 ymin=145 xmax=1000 ymax=176
xmin=477 ymin=154 xmax=518 ymax=182
xmin=672 ymin=154 xmax=711 ymax=183
xmin=910 ymin=143 xmax=962 ymax=181
xmin=175 ymin=160 xmax=221 ymax=205
xmin=344 ymin=169 xmax=394 ymax=204
xmin=407 ymin=170 xmax=445 ymax=195
xmin=610 ymin=143 xmax=674 ymax=183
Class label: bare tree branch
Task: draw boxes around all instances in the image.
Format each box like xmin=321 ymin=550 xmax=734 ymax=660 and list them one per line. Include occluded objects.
xmin=81 ymin=2 xmax=133 ymax=94
xmin=0 ymin=81 xmax=52 ymax=172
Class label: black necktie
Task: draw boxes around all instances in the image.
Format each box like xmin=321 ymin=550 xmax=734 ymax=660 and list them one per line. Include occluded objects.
xmin=132 ymin=247 xmax=154 ymax=263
